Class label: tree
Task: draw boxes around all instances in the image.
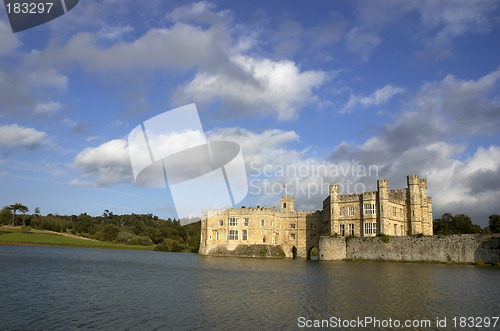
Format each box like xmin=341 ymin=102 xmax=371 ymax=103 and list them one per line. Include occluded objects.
xmin=489 ymin=215 xmax=500 ymax=233
xmin=102 ymin=224 xmax=120 ymax=241
xmin=433 ymin=213 xmax=481 ymax=235
xmin=0 ymin=206 xmax=13 ymax=225
xmin=8 ymin=203 xmax=29 ymax=226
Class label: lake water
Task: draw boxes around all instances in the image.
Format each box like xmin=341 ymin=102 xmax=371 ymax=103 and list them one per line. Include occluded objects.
xmin=0 ymin=245 xmax=499 ymax=330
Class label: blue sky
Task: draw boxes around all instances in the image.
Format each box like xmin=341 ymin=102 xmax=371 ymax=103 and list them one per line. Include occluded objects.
xmin=0 ymin=0 xmax=499 ymax=226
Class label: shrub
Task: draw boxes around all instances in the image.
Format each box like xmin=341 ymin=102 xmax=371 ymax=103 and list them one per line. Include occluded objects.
xmin=126 ymin=235 xmax=141 ymax=245
xmin=21 ymin=226 xmax=32 ymax=233
xmin=138 ymin=236 xmax=153 ymax=246
xmin=116 ymin=231 xmax=134 ymax=243
xmin=171 ymin=240 xmax=186 ymax=252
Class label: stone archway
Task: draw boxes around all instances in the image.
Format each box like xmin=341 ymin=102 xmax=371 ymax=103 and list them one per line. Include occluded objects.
xmin=292 ymin=246 xmax=297 ymax=259
xmin=308 ymin=246 xmax=319 ymax=260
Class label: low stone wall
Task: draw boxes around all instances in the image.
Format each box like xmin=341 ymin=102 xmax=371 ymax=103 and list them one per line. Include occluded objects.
xmin=319 ymin=234 xmax=500 ymax=263
xmin=203 ymin=244 xmax=286 ymax=258
xmin=318 ymin=236 xmax=346 ymax=260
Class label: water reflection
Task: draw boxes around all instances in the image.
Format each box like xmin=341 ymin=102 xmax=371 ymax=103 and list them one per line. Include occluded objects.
xmin=195 ymin=257 xmax=500 ymax=330
xmin=0 ymin=246 xmax=499 ymax=330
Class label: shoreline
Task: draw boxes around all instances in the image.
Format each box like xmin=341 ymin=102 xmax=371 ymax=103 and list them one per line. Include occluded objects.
xmin=0 ymin=226 xmax=155 ymax=251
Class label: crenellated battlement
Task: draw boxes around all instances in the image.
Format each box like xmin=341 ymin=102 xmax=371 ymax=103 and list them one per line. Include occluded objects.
xmin=362 ymin=191 xmax=377 ymax=200
xmin=388 ymin=193 xmax=406 ymax=204
xmin=338 ymin=193 xmax=362 ymax=202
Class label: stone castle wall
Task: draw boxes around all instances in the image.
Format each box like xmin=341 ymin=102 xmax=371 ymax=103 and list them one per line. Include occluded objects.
xmin=319 ymin=234 xmax=500 ymax=263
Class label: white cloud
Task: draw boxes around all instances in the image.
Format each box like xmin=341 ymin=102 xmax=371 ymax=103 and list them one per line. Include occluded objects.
xmin=346 ymin=27 xmax=380 ymax=62
xmin=342 ymin=85 xmax=403 ymax=113
xmin=97 ymin=25 xmax=134 ymax=40
xmin=329 ymin=68 xmax=500 ymax=226
xmin=34 ymin=101 xmax=62 ymax=116
xmin=0 ymin=20 xmax=21 ymax=56
xmin=347 ymin=0 xmax=498 ymax=60
xmin=27 ymin=67 xmax=68 ymax=90
xmin=207 ymin=127 xmax=301 ymax=171
xmin=167 ymin=1 xmax=232 ymax=26
xmin=272 ymin=19 xmax=303 ymax=58
xmin=34 ymin=23 xmax=230 ymax=72
xmin=0 ymin=66 xmax=67 ymax=116
xmin=0 ymin=124 xmax=47 ymax=148
xmin=177 ymin=55 xmax=327 ymax=121
xmin=411 ymin=68 xmax=500 ymax=135
xmin=21 ymin=1 xmax=328 ymax=122
xmin=72 ymin=139 xmax=132 ymax=186
xmin=69 ymin=116 xmax=499 ymax=225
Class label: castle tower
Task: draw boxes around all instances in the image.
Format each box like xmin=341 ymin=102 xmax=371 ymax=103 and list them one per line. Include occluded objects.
xmin=329 ymin=184 xmax=339 ymax=236
xmin=419 ymin=178 xmax=429 ymax=235
xmin=407 ymin=175 xmax=422 ymax=235
xmin=427 ymin=197 xmax=433 ymax=235
xmin=377 ymin=179 xmax=389 ymax=235
xmin=280 ymin=196 xmax=294 ymax=212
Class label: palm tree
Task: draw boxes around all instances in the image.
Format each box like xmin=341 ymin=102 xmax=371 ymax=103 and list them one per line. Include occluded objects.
xmin=9 ymin=203 xmax=29 ymax=226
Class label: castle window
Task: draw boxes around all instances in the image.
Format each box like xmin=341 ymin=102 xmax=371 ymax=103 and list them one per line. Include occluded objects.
xmin=364 ymin=203 xmax=376 ymax=215
xmin=348 ymin=206 xmax=355 ymax=216
xmin=339 ymin=206 xmax=345 ymax=216
xmin=244 ymin=218 xmax=249 ymax=226
xmin=263 ymin=237 xmax=266 ymax=243
xmin=401 ymin=225 xmax=403 ymax=235
xmin=394 ymin=224 xmax=397 ymax=235
xmin=290 ymin=223 xmax=296 ymax=229
xmin=311 ymin=223 xmax=317 ymax=229
xmin=228 ymin=230 xmax=238 ymax=240
xmin=393 ymin=207 xmax=397 ymax=217
xmin=290 ymin=233 xmax=296 ymax=240
xmin=348 ymin=224 xmax=354 ymax=236
xmin=311 ymin=234 xmax=317 ymax=240
xmin=216 ymin=231 xmax=219 ymax=240
xmin=229 ymin=217 xmax=238 ymax=226
xmin=242 ymin=230 xmax=248 ymax=240
xmin=283 ymin=203 xmax=286 ymax=208
xmin=400 ymin=208 xmax=402 ymax=217
xmin=260 ymin=220 xmax=265 ymax=226
xmin=209 ymin=235 xmax=212 ymax=240
xmin=364 ymin=222 xmax=377 ymax=235
xmin=339 ymin=224 xmax=345 ymax=237
xmin=219 ymin=220 xmax=223 ymax=226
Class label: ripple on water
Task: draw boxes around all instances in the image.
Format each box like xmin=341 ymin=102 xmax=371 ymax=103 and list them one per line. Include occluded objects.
xmin=0 ymin=246 xmax=499 ymax=330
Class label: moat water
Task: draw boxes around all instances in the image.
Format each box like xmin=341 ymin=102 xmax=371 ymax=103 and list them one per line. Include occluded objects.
xmin=1 ymin=245 xmax=499 ymax=330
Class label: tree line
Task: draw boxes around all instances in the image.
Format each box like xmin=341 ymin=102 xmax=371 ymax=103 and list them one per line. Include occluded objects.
xmin=433 ymin=213 xmax=500 ymax=235
xmin=0 ymin=203 xmax=201 ymax=253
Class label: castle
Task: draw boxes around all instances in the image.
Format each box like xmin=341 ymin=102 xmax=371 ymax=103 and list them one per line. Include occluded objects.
xmin=199 ymin=175 xmax=433 ymax=258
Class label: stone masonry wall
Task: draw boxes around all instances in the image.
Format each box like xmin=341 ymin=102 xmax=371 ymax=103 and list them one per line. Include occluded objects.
xmin=318 ymin=236 xmax=346 ymax=260
xmin=319 ymin=234 xmax=500 ymax=263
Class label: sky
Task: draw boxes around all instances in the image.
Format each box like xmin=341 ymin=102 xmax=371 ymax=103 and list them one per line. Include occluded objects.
xmin=0 ymin=0 xmax=499 ymax=227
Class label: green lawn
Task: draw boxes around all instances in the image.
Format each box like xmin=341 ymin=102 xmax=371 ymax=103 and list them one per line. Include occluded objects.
xmin=0 ymin=230 xmax=154 ymax=251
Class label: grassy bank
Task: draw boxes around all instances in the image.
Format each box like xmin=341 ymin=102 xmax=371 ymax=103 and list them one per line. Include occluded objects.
xmin=0 ymin=227 xmax=154 ymax=251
